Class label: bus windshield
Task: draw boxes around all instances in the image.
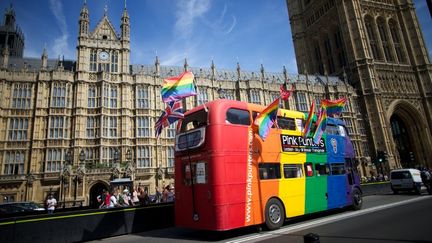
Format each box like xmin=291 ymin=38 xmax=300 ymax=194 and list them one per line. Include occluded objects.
xmin=179 ymin=109 xmax=208 ymax=132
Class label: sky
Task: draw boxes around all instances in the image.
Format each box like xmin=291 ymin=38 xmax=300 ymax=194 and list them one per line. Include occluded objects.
xmin=1 ymin=0 xmax=431 ymax=74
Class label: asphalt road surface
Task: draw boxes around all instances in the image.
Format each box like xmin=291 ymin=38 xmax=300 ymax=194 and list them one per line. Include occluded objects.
xmin=89 ymin=194 xmax=432 ymax=243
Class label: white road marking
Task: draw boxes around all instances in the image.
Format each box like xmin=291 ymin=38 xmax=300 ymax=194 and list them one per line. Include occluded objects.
xmin=226 ymin=196 xmax=431 ymax=243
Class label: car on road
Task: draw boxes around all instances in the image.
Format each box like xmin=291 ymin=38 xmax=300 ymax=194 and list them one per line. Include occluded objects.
xmin=390 ymin=168 xmax=424 ymax=194
xmin=0 ymin=201 xmax=45 ymax=215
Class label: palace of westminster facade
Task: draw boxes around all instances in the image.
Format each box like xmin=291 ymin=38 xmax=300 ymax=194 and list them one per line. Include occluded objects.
xmin=0 ymin=0 xmax=431 ymax=206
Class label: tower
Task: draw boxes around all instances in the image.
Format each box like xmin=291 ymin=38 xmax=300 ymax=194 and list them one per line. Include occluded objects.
xmin=286 ymin=0 xmax=432 ymax=170
xmin=76 ymin=2 xmax=130 ymax=73
xmin=0 ymin=4 xmax=24 ymax=57
xmin=120 ymin=3 xmax=130 ymax=74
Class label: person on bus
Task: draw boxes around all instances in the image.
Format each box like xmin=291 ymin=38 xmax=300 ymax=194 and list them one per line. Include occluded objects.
xmin=193 ymin=120 xmax=206 ymax=128
xmin=193 ymin=120 xmax=199 ymax=128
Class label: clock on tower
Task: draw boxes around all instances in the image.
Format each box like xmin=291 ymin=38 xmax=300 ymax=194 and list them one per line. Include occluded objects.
xmin=99 ymin=51 xmax=109 ymax=61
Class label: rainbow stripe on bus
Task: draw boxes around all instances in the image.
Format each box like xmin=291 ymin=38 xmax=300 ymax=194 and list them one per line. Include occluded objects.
xmin=174 ymin=99 xmax=362 ymax=231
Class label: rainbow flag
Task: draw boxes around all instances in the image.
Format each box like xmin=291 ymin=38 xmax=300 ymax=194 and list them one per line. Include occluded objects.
xmin=303 ymin=100 xmax=315 ymax=138
xmin=321 ymin=97 xmax=346 ymax=117
xmin=254 ymin=97 xmax=280 ymax=141
xmin=161 ymin=71 xmax=197 ymax=103
xmin=313 ymin=107 xmax=327 ymax=144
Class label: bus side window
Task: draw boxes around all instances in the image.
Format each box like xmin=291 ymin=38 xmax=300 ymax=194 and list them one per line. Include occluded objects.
xmin=259 ymin=163 xmax=281 ymax=180
xmin=283 ymin=164 xmax=303 ymax=178
xmin=330 ymin=163 xmax=346 ymax=175
xmin=338 ymin=125 xmax=347 ymax=137
xmin=277 ymin=117 xmax=296 ymax=130
xmin=325 ymin=124 xmax=339 ymax=135
xmin=304 ymin=163 xmax=314 ymax=177
xmin=315 ymin=163 xmax=329 ymax=176
xmin=226 ymin=108 xmax=251 ymax=125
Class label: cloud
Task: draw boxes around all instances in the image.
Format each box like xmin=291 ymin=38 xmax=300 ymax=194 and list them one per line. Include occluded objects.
xmin=223 ymin=16 xmax=237 ymax=35
xmin=174 ymin=0 xmax=211 ymax=39
xmin=215 ymin=4 xmax=237 ymax=35
xmin=49 ymin=0 xmax=71 ymax=58
xmin=200 ymin=3 xmax=237 ymax=35
xmin=169 ymin=1 xmax=237 ymax=69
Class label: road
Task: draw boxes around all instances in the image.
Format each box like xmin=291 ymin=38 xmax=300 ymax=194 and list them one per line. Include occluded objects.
xmin=89 ymin=194 xmax=432 ymax=243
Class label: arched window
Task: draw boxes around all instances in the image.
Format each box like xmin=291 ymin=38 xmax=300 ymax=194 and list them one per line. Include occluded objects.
xmin=364 ymin=16 xmax=381 ymax=60
xmin=248 ymin=89 xmax=260 ymax=104
xmin=111 ymin=51 xmax=118 ymax=73
xmin=11 ymin=83 xmax=32 ymax=109
xmin=90 ymin=49 xmax=97 ymax=71
xmin=389 ymin=19 xmax=405 ymax=63
xmin=4 ymin=151 xmax=25 ymax=175
xmin=51 ymin=83 xmax=67 ymax=107
xmin=46 ymin=149 xmax=62 ymax=172
xmin=377 ymin=18 xmax=393 ymax=62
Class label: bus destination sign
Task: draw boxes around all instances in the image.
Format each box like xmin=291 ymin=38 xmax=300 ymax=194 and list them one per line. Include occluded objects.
xmin=280 ymin=135 xmax=326 ymax=153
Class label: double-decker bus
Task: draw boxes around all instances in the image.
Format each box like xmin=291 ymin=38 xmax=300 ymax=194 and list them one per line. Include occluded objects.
xmin=174 ymin=99 xmax=362 ymax=231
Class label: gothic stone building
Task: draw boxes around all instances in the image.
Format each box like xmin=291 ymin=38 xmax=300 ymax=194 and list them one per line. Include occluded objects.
xmin=287 ymin=0 xmax=432 ymax=173
xmin=0 ymin=3 xmax=380 ymax=206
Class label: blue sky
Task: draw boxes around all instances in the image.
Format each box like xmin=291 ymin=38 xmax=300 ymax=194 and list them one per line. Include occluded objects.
xmin=1 ymin=0 xmax=431 ymax=74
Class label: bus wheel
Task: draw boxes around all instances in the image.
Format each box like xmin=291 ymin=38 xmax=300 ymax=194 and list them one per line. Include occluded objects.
xmin=351 ymin=188 xmax=363 ymax=210
xmin=265 ymin=198 xmax=285 ymax=230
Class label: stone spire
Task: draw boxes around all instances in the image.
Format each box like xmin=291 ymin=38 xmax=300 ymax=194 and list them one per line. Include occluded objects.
xmin=41 ymin=48 xmax=48 ymax=71
xmin=236 ymin=62 xmax=241 ymax=80
xmin=155 ymin=56 xmax=160 ymax=76
xmin=79 ymin=0 xmax=89 ymax=37
xmin=121 ymin=2 xmax=130 ymax=41
xmin=211 ymin=60 xmax=216 ymax=79
xmin=184 ymin=58 xmax=189 ymax=72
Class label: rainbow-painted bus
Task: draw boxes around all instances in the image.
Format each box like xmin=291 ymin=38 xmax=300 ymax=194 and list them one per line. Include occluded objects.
xmin=174 ymin=99 xmax=362 ymax=231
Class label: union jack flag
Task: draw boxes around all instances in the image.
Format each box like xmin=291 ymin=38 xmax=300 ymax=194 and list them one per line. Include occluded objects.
xmin=155 ymin=100 xmax=184 ymax=138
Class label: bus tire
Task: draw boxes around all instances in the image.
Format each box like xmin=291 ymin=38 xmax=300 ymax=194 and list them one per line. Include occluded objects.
xmin=351 ymin=188 xmax=363 ymax=210
xmin=264 ymin=198 xmax=285 ymax=230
